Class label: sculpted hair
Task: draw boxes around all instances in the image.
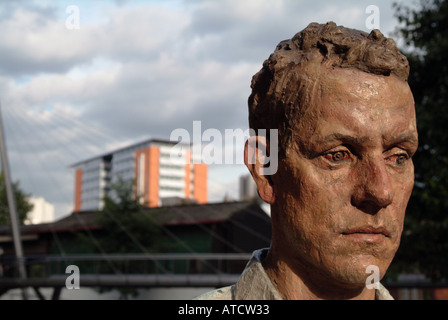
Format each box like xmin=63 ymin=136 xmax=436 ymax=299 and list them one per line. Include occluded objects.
xmin=248 ymin=21 xmax=410 ymax=156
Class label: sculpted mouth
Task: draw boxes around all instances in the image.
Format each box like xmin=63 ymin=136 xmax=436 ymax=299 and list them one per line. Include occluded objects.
xmin=341 ymin=226 xmax=391 ymax=239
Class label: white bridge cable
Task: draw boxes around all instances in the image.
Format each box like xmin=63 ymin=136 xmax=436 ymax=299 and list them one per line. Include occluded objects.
xmin=4 ymin=104 xmax=272 ymax=274
xmin=3 ymin=107 xmax=123 ymax=274
xmin=7 ymin=105 xmax=167 ymax=272
xmin=133 ymin=211 xmax=225 ymax=274
xmin=50 ymin=107 xmax=275 ymax=252
xmin=5 ymin=107 xmax=170 ymax=273
xmin=3 ymin=108 xmax=67 ymax=257
xmin=26 ymin=104 xmax=150 ymax=165
xmin=5 ymin=106 xmax=91 ymax=172
xmin=97 ymin=209 xmax=171 ymax=274
xmin=209 ymin=205 xmax=272 ymax=244
xmin=2 ymin=106 xmax=239 ymax=274
xmin=5 ymin=108 xmax=212 ymax=274
xmin=181 ymin=174 xmax=273 ymax=244
xmin=168 ymin=206 xmax=247 ymax=254
xmin=6 ymin=105 xmax=117 ymax=164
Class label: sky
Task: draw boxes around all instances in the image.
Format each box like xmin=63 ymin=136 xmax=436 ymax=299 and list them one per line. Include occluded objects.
xmin=0 ymin=0 xmax=418 ymax=220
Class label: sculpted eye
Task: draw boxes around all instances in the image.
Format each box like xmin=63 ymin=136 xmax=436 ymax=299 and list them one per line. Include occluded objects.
xmin=389 ymin=153 xmax=409 ymax=166
xmin=323 ymin=151 xmax=350 ymax=162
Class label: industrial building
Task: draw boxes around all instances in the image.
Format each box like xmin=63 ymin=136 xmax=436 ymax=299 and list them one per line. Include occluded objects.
xmin=71 ymin=139 xmax=207 ymax=211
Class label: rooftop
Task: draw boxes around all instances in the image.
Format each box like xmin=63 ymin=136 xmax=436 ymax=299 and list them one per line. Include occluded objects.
xmin=70 ymin=137 xmax=190 ymax=167
xmin=0 ymin=200 xmax=270 ymax=236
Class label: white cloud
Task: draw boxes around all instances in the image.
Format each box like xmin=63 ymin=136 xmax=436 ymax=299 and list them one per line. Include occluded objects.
xmin=0 ymin=0 xmax=409 ymax=219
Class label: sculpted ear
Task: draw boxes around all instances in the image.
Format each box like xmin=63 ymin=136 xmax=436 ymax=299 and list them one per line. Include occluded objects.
xmin=244 ymin=136 xmax=275 ymax=204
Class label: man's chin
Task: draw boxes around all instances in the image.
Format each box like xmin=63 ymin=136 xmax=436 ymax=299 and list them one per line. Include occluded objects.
xmin=324 ymin=255 xmax=392 ymax=288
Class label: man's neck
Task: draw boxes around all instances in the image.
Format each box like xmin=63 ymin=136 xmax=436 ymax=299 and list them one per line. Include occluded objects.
xmin=263 ymin=248 xmax=376 ymax=300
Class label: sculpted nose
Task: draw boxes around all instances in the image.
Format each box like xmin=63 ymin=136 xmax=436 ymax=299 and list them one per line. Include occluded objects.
xmin=351 ymin=158 xmax=394 ymax=214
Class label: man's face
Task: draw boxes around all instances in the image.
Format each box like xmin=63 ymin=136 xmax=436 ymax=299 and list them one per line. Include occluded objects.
xmin=271 ymin=68 xmax=418 ymax=287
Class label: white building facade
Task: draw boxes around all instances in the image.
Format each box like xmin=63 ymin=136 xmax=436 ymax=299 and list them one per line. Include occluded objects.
xmin=26 ymin=197 xmax=55 ymax=224
xmin=72 ymin=139 xmax=207 ymax=212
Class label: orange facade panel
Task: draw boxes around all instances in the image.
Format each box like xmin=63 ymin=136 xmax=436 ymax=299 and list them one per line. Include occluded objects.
xmin=148 ymin=146 xmax=160 ymax=207
xmin=135 ymin=146 xmax=160 ymax=208
xmin=193 ymin=163 xmax=207 ymax=204
xmin=74 ymin=168 xmax=83 ymax=212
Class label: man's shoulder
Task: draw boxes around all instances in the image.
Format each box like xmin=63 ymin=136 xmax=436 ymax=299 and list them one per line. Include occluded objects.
xmin=193 ymin=286 xmax=233 ymax=300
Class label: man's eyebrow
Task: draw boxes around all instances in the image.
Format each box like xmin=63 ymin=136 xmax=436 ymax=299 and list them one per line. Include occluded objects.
xmin=315 ymin=132 xmax=419 ymax=147
xmin=383 ymin=132 xmax=419 ymax=147
xmin=318 ymin=133 xmax=370 ymax=145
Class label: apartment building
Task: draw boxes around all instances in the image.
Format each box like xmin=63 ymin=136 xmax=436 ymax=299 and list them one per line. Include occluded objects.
xmin=72 ymin=139 xmax=207 ymax=211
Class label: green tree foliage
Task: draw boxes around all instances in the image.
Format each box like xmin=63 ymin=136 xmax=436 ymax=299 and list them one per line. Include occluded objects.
xmin=95 ymin=177 xmax=165 ymax=254
xmin=389 ymin=0 xmax=448 ymax=280
xmin=84 ymin=178 xmax=166 ymax=299
xmin=0 ymin=171 xmax=33 ymax=225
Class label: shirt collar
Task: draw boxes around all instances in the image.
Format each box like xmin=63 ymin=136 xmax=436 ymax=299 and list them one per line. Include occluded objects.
xmin=232 ymin=248 xmax=394 ymax=300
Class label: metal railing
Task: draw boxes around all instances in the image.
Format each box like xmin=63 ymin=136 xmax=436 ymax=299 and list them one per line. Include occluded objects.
xmin=0 ymin=253 xmax=252 ymax=290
